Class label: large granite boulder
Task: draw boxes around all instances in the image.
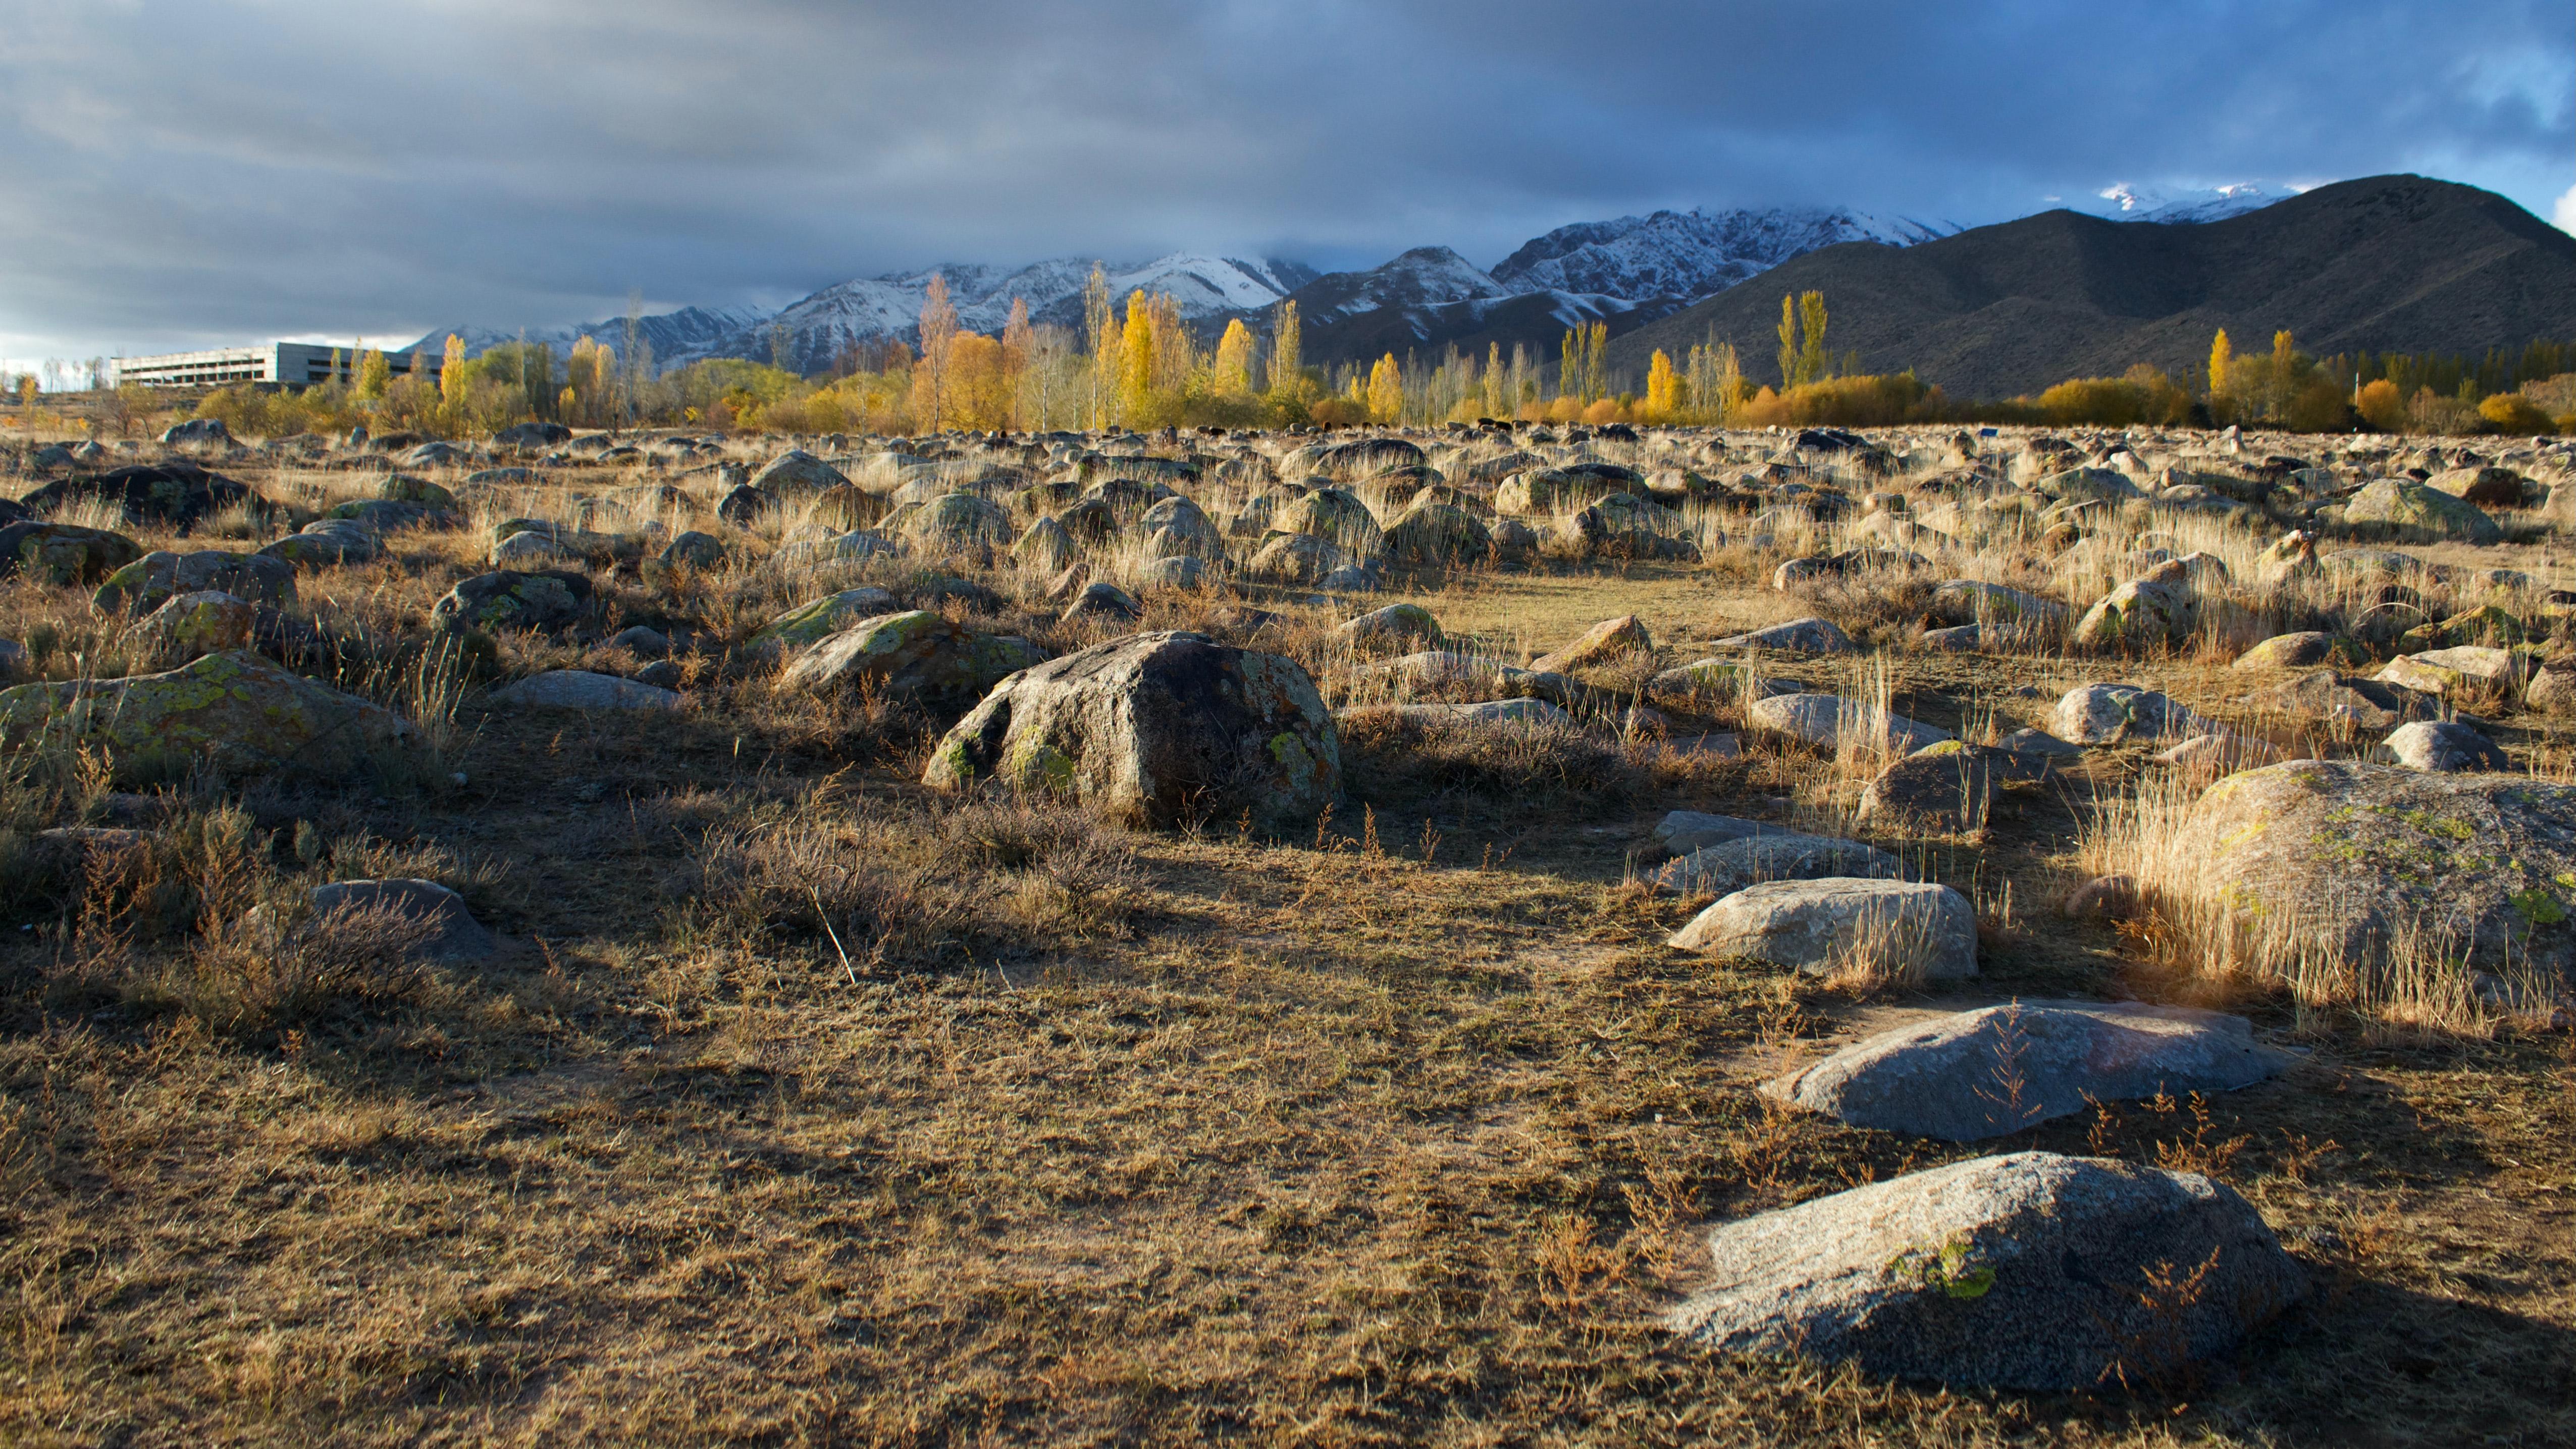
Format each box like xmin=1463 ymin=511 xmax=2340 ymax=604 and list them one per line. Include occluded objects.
xmin=923 ymin=631 xmax=1338 ymax=829
xmin=2341 ymin=477 xmax=2503 ymax=544
xmin=2174 ymin=761 xmax=2576 ymax=975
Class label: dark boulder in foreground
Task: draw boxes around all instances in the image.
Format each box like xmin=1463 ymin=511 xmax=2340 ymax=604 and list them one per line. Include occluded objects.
xmin=1667 ymin=1151 xmax=2305 ymax=1389
xmin=20 ymin=462 xmax=263 ymax=529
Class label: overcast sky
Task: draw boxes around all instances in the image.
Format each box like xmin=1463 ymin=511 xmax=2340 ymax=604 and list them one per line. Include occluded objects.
xmin=2 ymin=0 xmax=2569 ymax=365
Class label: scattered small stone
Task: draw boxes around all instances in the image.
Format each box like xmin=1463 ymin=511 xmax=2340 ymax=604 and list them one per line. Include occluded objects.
xmin=2061 ymin=874 xmax=2141 ymax=920
xmin=491 ymin=670 xmax=684 ymax=712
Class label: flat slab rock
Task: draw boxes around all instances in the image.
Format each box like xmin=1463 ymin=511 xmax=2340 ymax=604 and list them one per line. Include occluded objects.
xmin=1665 ymin=1150 xmax=2306 ymax=1389
xmin=1336 ymin=699 xmax=1566 ymax=728
xmin=1765 ymin=1000 xmax=2294 ymax=1143
xmin=1651 ymin=809 xmax=1799 ymax=855
xmin=1746 ymin=693 xmax=1953 ymax=753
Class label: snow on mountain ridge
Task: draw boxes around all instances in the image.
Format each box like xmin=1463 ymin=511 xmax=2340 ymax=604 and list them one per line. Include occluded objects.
xmin=1491 ymin=206 xmax=1961 ymax=303
xmin=2079 ymin=182 xmax=2294 ymax=224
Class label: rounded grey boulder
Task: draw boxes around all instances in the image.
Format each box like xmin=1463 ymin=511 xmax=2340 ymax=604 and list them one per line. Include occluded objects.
xmin=1669 ymin=877 xmax=1977 ymax=979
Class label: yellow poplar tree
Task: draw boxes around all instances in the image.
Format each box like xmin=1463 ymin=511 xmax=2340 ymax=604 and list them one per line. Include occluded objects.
xmin=1213 ymin=319 xmax=1255 ymax=395
xmin=439 ymin=334 xmax=466 ymax=408
xmin=1797 ymin=292 xmax=1828 ymax=385
xmin=1268 ymin=300 xmax=1302 ymax=400
xmin=1083 ymin=266 xmax=1116 ymax=430
xmin=1776 ymin=295 xmax=1799 ymax=389
xmin=2207 ymin=329 xmax=2234 ymax=406
xmin=1118 ymin=291 xmax=1156 ymax=425
xmin=1366 ymin=353 xmax=1403 ymax=423
xmin=1644 ymin=349 xmax=1678 ymax=419
xmin=356 ymin=347 xmax=390 ymax=400
xmin=913 ymin=273 xmax=959 ymax=431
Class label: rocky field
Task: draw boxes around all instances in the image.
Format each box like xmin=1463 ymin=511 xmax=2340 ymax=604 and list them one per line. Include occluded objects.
xmin=3 ymin=416 xmax=2574 ymax=1445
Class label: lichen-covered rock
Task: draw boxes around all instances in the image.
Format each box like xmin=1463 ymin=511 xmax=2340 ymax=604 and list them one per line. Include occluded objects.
xmin=1669 ymin=877 xmax=1977 ymax=978
xmin=2173 ymin=760 xmax=2576 ymax=975
xmin=1715 ymin=616 xmax=1856 ymax=655
xmin=1532 ymin=614 xmax=1652 ymax=674
xmin=431 ymin=570 xmax=593 ymax=633
xmin=0 ymin=522 xmax=145 ymax=586
xmin=491 ymin=670 xmax=684 ymax=711
xmin=2342 ymin=477 xmax=2503 ymax=544
xmin=2237 ymin=669 xmax=2437 ymax=731
xmin=924 ymin=631 xmax=1338 ymax=828
xmin=1645 ymin=659 xmax=1804 ymax=714
xmin=92 ymin=549 xmax=294 ymax=613
xmin=780 ymin=609 xmax=1045 ymax=708
xmin=748 ymin=587 xmax=900 ymax=652
xmin=1665 ymin=1152 xmax=2305 ymax=1389
xmin=0 ymin=649 xmax=416 ymax=780
xmin=1061 ymin=581 xmax=1142 ymax=624
xmin=128 ymin=590 xmax=255 ymax=662
xmin=2073 ymin=574 xmax=2197 ymax=651
xmin=2529 ymin=666 xmax=2576 ymax=715
xmin=490 ymin=529 xmax=578 ymax=566
xmin=769 ymin=530 xmax=900 ymax=575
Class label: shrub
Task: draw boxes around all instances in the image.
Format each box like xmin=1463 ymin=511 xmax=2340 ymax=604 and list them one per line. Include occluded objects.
xmin=2479 ymin=392 xmax=2557 ymax=435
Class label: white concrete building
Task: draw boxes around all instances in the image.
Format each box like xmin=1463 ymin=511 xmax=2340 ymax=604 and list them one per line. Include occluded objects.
xmin=111 ymin=343 xmax=444 ymax=389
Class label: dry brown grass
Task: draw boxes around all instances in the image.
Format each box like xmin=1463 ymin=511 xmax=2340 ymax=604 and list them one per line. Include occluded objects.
xmin=2 ymin=430 xmax=2574 ymax=1443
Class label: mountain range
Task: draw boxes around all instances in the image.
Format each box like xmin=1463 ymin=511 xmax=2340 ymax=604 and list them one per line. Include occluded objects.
xmin=1603 ymin=175 xmax=2576 ymax=400
xmin=410 ymin=185 xmax=2318 ymax=387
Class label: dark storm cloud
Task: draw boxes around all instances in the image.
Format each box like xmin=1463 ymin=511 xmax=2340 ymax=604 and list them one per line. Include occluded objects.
xmin=0 ymin=0 xmax=2567 ymax=357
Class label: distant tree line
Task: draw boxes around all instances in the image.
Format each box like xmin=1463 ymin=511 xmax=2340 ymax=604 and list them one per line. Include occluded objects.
xmin=165 ymin=281 xmax=2576 ymax=439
